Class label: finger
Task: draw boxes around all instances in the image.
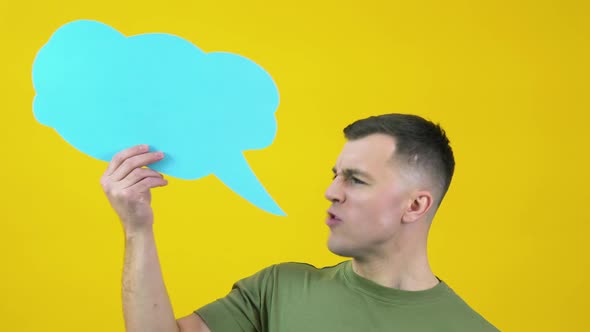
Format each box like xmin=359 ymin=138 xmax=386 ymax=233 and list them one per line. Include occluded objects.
xmin=128 ymin=175 xmax=168 ymax=193
xmin=104 ymin=144 xmax=149 ymax=177
xmin=110 ymin=151 xmax=164 ymax=182
xmin=118 ymin=168 xmax=164 ymax=189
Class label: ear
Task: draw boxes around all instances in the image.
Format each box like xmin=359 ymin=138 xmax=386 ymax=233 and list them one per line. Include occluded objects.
xmin=401 ymin=191 xmax=433 ymax=223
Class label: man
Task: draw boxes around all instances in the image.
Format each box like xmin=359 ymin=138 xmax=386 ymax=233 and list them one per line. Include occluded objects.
xmin=101 ymin=114 xmax=498 ymax=331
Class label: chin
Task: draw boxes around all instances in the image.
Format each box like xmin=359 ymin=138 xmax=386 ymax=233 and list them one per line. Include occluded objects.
xmin=327 ymin=236 xmax=356 ymax=258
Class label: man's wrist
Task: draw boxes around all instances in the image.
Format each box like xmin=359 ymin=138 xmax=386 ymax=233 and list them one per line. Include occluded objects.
xmin=124 ymin=225 xmax=155 ymax=241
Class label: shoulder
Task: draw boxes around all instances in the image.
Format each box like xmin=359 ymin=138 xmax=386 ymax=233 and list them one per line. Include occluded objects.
xmin=236 ymin=261 xmax=346 ymax=281
xmin=275 ymin=261 xmax=348 ymax=274
xmin=439 ymin=282 xmax=499 ymax=331
xmin=270 ymin=261 xmax=348 ymax=281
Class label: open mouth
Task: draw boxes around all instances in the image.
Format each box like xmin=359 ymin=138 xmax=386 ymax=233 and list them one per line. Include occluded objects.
xmin=326 ymin=211 xmax=342 ymax=226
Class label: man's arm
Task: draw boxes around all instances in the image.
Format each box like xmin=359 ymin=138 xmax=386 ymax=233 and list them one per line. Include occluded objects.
xmin=177 ymin=314 xmax=211 ymax=332
xmin=122 ymin=228 xmax=178 ymax=331
xmin=123 ymin=228 xmax=211 ymax=332
xmin=101 ymin=145 xmax=210 ymax=332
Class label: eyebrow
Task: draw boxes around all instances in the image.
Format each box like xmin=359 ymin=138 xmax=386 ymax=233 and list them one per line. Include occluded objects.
xmin=332 ymin=167 xmax=375 ymax=182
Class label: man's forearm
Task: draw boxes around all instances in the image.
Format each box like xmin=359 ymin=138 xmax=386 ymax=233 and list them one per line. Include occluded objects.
xmin=122 ymin=228 xmax=179 ymax=332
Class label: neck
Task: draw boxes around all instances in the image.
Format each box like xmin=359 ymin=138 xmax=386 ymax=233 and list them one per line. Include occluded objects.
xmin=351 ymin=235 xmax=438 ymax=291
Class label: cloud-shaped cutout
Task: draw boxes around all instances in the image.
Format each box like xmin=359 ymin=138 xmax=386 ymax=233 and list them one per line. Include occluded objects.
xmin=32 ymin=20 xmax=284 ymax=216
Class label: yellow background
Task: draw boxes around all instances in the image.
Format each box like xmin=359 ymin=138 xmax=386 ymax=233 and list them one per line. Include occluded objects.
xmin=1 ymin=0 xmax=589 ymax=331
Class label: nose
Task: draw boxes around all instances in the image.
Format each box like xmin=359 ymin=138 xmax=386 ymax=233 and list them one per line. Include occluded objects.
xmin=325 ymin=178 xmax=345 ymax=203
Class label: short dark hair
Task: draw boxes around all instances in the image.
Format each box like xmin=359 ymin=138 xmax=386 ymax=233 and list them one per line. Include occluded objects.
xmin=343 ymin=114 xmax=455 ymax=204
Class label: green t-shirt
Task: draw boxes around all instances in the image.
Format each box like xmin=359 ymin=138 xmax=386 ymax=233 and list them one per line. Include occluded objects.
xmin=196 ymin=261 xmax=498 ymax=332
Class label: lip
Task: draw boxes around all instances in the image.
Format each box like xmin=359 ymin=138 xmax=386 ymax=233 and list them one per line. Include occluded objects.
xmin=326 ymin=210 xmax=342 ymax=227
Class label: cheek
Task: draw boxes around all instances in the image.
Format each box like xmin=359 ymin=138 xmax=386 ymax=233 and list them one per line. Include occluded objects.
xmin=364 ymin=193 xmax=404 ymax=228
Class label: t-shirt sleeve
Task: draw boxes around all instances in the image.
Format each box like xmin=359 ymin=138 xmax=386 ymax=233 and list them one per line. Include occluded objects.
xmin=194 ymin=265 xmax=277 ymax=332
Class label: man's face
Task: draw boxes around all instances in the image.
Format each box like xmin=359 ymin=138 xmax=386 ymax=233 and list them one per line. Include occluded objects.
xmin=325 ymin=134 xmax=414 ymax=259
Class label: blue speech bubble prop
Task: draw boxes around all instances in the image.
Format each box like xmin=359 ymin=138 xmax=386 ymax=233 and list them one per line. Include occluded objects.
xmin=32 ymin=20 xmax=285 ymax=216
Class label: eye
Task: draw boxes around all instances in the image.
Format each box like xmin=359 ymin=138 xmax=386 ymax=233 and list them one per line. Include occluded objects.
xmin=349 ymin=176 xmax=366 ymax=185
